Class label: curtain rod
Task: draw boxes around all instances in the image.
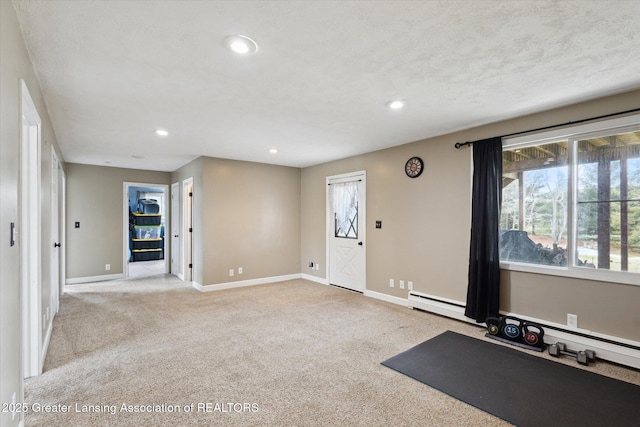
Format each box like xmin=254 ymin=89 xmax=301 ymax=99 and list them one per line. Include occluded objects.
xmin=454 ymin=107 xmax=640 ymax=149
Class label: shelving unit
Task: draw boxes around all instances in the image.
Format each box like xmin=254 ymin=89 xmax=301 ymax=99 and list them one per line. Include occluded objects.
xmin=130 ymin=202 xmax=164 ymax=261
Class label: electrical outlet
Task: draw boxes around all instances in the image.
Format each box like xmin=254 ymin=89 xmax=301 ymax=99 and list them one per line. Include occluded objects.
xmin=315 ymin=263 xmax=320 ymax=271
xmin=308 ymin=261 xmax=314 ymax=268
xmin=229 ymin=269 xmax=234 ymax=277
xmin=238 ymin=267 xmax=243 ymax=275
xmin=408 ymin=281 xmax=413 ymax=291
xmin=389 ymin=279 xmax=394 ymax=288
xmin=399 ymin=280 xmax=405 ymax=289
xmin=567 ymin=313 xmax=578 ymax=328
xmin=105 ymin=263 xmax=110 ymax=271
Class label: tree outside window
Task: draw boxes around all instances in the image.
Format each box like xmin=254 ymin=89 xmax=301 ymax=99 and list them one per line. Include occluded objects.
xmin=500 ymin=129 xmax=640 ymax=274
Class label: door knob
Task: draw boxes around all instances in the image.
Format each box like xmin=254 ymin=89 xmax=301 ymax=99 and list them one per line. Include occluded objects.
xmin=358 ymin=242 xmax=363 ymax=246
xmin=54 ymin=242 xmax=61 ymax=248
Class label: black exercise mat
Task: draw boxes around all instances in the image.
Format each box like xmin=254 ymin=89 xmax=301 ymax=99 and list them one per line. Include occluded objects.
xmin=382 ymin=330 xmax=640 ymax=427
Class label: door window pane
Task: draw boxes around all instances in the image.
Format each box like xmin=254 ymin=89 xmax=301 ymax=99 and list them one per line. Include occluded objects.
xmin=333 ymin=181 xmax=358 ymax=239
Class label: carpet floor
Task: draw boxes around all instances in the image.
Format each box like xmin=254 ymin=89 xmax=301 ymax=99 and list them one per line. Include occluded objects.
xmin=25 ymin=275 xmax=640 ymax=426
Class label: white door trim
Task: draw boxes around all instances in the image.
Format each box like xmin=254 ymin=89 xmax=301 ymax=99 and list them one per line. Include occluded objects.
xmin=170 ymin=182 xmax=183 ymax=279
xmin=20 ymin=79 xmax=42 ymax=378
xmin=326 ymin=170 xmax=366 ymax=292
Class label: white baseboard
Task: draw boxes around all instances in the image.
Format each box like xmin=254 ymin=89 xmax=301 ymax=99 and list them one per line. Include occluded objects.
xmin=41 ymin=317 xmax=53 ymax=374
xmin=301 ymin=273 xmax=328 ymax=285
xmin=364 ymin=290 xmax=407 ymax=307
xmin=195 ymin=274 xmax=302 ymax=292
xmin=66 ymin=273 xmax=124 ymax=285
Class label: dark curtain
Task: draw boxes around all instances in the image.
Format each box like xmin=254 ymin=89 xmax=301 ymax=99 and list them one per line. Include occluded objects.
xmin=464 ymin=136 xmax=502 ymax=323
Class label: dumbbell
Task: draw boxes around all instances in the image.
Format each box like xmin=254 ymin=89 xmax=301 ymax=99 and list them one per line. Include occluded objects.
xmin=549 ymin=342 xmax=596 ymax=365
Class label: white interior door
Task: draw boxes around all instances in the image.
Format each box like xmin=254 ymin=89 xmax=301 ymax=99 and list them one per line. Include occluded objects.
xmin=50 ymin=152 xmax=60 ymax=315
xmin=183 ymin=178 xmax=193 ymax=282
xmin=60 ymin=169 xmax=66 ymax=298
xmin=171 ymin=182 xmax=182 ymax=278
xmin=328 ymin=171 xmax=366 ymax=292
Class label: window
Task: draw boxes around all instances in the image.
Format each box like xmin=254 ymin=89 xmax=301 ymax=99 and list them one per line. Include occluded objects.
xmin=500 ymin=113 xmax=640 ymax=285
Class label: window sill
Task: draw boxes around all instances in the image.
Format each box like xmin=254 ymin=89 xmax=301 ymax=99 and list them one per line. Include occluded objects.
xmin=500 ymin=261 xmax=640 ymax=287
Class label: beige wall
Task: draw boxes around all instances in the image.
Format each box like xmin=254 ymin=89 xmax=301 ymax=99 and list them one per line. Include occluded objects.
xmin=500 ymin=271 xmax=640 ymax=339
xmin=173 ymin=157 xmax=301 ymax=286
xmin=67 ymin=155 xmax=301 ymax=286
xmin=301 ymin=141 xmax=472 ymax=300
xmin=66 ymin=163 xmax=170 ymax=279
xmin=301 ymin=89 xmax=640 ymax=342
xmin=1 ymin=2 xmax=65 ymax=425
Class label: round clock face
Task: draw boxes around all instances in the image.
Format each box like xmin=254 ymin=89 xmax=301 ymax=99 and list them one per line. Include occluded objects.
xmin=405 ymin=157 xmax=423 ymax=178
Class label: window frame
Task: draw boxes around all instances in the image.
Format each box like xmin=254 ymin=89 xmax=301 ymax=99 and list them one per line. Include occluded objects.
xmin=500 ymin=112 xmax=640 ymax=287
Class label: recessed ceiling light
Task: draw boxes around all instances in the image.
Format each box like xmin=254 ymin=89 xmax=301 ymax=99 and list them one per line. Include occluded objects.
xmin=224 ymin=35 xmax=258 ymax=55
xmin=386 ymin=99 xmax=406 ymax=110
xmin=269 ymin=148 xmax=278 ymax=154
xmin=156 ymin=129 xmax=169 ymax=136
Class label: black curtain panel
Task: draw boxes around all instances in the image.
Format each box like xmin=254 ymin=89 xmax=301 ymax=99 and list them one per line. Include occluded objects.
xmin=465 ymin=136 xmax=502 ymax=323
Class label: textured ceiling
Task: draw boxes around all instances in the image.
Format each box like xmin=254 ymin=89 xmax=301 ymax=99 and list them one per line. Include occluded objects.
xmin=12 ymin=0 xmax=640 ymax=171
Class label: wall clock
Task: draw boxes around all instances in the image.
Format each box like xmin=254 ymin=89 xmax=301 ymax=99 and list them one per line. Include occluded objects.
xmin=405 ymin=156 xmax=424 ymax=178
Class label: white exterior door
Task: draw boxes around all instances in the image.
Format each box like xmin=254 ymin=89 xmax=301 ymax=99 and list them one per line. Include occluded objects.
xmin=328 ymin=171 xmax=366 ymax=292
xmin=171 ymin=182 xmax=182 ymax=278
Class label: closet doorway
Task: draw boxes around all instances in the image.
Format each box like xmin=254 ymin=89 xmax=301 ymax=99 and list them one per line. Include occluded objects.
xmin=123 ymin=182 xmax=169 ymax=278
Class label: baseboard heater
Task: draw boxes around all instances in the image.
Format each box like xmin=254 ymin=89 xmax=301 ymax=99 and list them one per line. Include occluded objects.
xmin=407 ymin=291 xmax=474 ymax=324
xmin=407 ymin=290 xmax=640 ymax=370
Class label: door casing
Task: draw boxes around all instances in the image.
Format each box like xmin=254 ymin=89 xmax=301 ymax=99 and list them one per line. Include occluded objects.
xmin=20 ymin=79 xmax=42 ymax=378
xmin=170 ymin=182 xmax=182 ymax=279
